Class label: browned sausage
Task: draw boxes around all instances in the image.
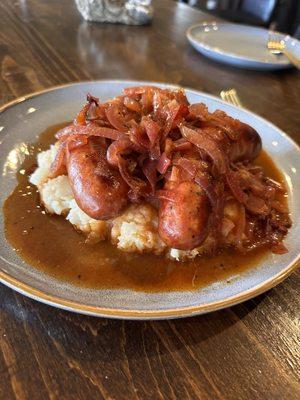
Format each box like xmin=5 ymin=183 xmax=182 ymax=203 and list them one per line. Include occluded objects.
xmin=158 ymin=181 xmax=210 ymax=250
xmin=229 ymin=123 xmax=262 ymax=162
xmin=67 ymin=142 xmax=128 ymax=220
xmin=189 ymin=104 xmax=262 ymax=163
xmin=209 ymin=111 xmax=262 ymax=162
xmin=160 ymin=122 xmax=261 ymax=250
xmin=199 ymin=123 xmax=262 ymax=163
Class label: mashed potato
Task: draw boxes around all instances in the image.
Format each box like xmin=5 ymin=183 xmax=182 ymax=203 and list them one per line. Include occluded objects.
xmin=29 ymin=144 xmax=58 ymax=188
xmin=40 ymin=175 xmax=73 ymax=215
xmin=67 ymin=200 xmax=108 ymax=240
xmin=111 ymin=204 xmax=166 ymax=255
xmin=30 ymin=144 xmax=235 ymax=260
xmin=169 ymin=236 xmax=216 ymax=261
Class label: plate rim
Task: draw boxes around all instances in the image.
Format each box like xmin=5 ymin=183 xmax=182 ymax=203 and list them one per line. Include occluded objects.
xmin=1 ymin=80 xmax=299 ymax=320
xmin=186 ymin=22 xmax=294 ymax=67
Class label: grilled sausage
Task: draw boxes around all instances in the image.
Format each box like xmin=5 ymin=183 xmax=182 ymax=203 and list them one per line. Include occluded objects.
xmin=158 ymin=181 xmax=210 ymax=250
xmin=229 ymin=123 xmax=262 ymax=162
xmin=159 ymin=122 xmax=261 ymax=250
xmin=67 ymin=142 xmax=128 ymax=220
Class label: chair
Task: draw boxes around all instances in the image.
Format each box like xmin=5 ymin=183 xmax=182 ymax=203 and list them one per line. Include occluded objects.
xmin=186 ymin=0 xmax=278 ymax=27
xmin=240 ymin=0 xmax=277 ymax=25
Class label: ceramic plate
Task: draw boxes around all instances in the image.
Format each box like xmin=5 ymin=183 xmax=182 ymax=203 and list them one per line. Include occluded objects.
xmin=0 ymin=80 xmax=299 ymax=319
xmin=187 ymin=22 xmax=300 ymax=70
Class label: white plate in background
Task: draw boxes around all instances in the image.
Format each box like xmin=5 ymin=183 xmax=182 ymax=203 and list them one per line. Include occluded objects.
xmin=187 ymin=22 xmax=300 ymax=70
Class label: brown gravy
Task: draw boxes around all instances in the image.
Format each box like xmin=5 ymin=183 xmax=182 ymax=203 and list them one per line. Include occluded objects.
xmin=3 ymin=123 xmax=287 ymax=292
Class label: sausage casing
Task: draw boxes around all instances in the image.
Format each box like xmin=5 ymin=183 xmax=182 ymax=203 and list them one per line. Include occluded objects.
xmin=67 ymin=143 xmax=128 ymax=220
xmin=158 ymin=181 xmax=210 ymax=250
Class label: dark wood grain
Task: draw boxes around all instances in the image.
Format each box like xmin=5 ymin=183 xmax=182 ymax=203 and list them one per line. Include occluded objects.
xmin=0 ymin=1 xmax=299 ymax=399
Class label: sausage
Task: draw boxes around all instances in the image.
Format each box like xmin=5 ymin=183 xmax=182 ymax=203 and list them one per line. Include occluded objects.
xmin=229 ymin=123 xmax=262 ymax=162
xmin=158 ymin=181 xmax=210 ymax=250
xmin=67 ymin=142 xmax=128 ymax=220
xmin=189 ymin=104 xmax=262 ymax=163
xmin=159 ymin=121 xmax=261 ymax=250
xmin=200 ymin=123 xmax=262 ymax=164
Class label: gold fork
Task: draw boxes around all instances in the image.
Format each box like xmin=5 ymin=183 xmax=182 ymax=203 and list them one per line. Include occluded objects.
xmin=220 ymin=88 xmax=242 ymax=107
xmin=267 ymin=33 xmax=300 ymax=70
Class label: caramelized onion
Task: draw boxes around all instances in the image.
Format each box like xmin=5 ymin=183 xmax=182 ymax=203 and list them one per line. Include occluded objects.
xmin=56 ymin=85 xmax=290 ymax=254
xmin=118 ymin=157 xmax=148 ymax=194
xmin=157 ymin=153 xmax=171 ymax=174
xmin=142 ymin=159 xmax=157 ymax=194
xmin=123 ymin=96 xmax=141 ymax=113
xmin=141 ymin=116 xmax=161 ymax=146
xmin=123 ymin=85 xmax=163 ymax=96
xmin=56 ymin=124 xmax=124 ymax=141
xmin=271 ymin=242 xmax=288 ymax=254
xmin=180 ymin=125 xmax=228 ymax=174
xmin=106 ymin=138 xmax=142 ymax=168
xmin=105 ymin=104 xmax=128 ymax=132
xmin=226 ymin=170 xmax=248 ymax=203
xmin=50 ymin=142 xmax=67 ymax=178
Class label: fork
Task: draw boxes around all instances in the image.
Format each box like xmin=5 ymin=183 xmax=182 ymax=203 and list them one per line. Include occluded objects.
xmin=267 ymin=33 xmax=300 ymax=70
xmin=220 ymin=88 xmax=242 ymax=107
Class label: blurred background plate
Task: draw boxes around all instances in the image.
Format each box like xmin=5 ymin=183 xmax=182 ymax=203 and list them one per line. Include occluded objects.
xmin=187 ymin=22 xmax=300 ymax=70
xmin=0 ymin=80 xmax=300 ymax=320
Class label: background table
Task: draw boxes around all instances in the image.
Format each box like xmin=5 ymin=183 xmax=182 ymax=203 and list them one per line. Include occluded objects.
xmin=0 ymin=1 xmax=299 ymax=399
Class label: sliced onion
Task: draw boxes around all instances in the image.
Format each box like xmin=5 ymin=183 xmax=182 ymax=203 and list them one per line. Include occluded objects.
xmin=54 ymin=87 xmax=290 ymax=256
xmin=73 ymin=103 xmax=90 ymax=126
xmin=156 ymin=189 xmax=177 ymax=202
xmin=176 ymin=157 xmax=198 ymax=178
xmin=265 ymin=177 xmax=285 ymax=192
xmin=129 ymin=125 xmax=149 ymax=149
xmin=180 ymin=125 xmax=228 ymax=174
xmin=221 ymin=218 xmax=235 ymax=237
xmin=86 ymin=93 xmax=99 ymax=105
xmin=163 ymin=101 xmax=181 ymax=136
xmin=118 ymin=158 xmax=148 ymax=193
xmin=141 ymin=91 xmax=153 ymax=113
xmin=123 ymin=86 xmax=163 ymax=96
xmin=245 ymin=194 xmax=269 ymax=215
xmin=195 ymin=173 xmax=217 ymax=206
xmin=226 ymin=170 xmax=248 ymax=203
xmin=106 ymin=138 xmax=142 ymax=168
xmin=170 ymin=166 xmax=180 ymax=182
xmin=173 ymin=157 xmax=217 ymax=206
xmin=141 ymin=117 xmax=161 ymax=146
xmin=173 ymin=139 xmax=192 ymax=152
xmin=50 ymin=142 xmax=67 ymax=178
xmin=150 ymin=140 xmax=161 ymax=160
xmin=123 ymin=96 xmax=141 ymax=113
xmin=235 ymin=204 xmax=246 ymax=243
xmin=271 ymin=242 xmax=288 ymax=254
xmin=56 ymin=124 xmax=124 ymax=141
xmin=66 ymin=134 xmax=89 ymax=151
xmin=270 ymin=199 xmax=288 ymax=214
xmin=157 ymin=152 xmax=171 ymax=174
xmin=105 ymin=104 xmax=128 ymax=132
xmin=142 ymin=159 xmax=157 ymax=194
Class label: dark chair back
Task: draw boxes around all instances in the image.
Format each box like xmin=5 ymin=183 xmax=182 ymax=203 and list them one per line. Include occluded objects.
xmin=240 ymin=0 xmax=277 ymax=24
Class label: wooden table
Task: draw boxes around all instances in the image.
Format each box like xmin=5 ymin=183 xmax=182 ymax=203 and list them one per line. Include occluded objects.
xmin=0 ymin=1 xmax=299 ymax=399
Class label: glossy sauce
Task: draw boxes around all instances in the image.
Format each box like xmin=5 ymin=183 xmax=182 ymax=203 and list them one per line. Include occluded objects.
xmin=3 ymin=124 xmax=287 ymax=292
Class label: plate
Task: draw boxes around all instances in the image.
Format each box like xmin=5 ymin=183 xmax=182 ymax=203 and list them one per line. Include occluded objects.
xmin=0 ymin=80 xmax=299 ymax=320
xmin=187 ymin=22 xmax=300 ymax=70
